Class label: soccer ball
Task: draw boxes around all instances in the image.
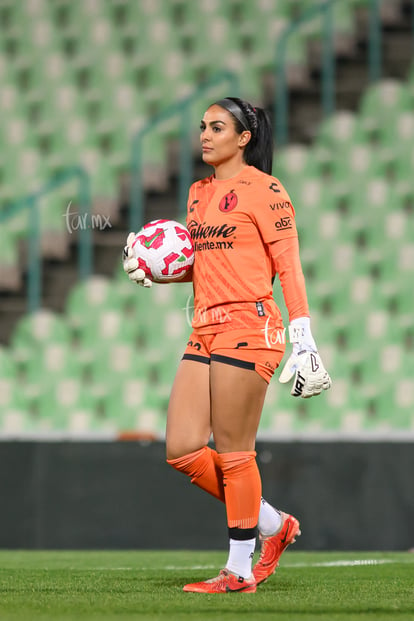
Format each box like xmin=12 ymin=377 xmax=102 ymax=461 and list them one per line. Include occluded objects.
xmin=131 ymin=219 xmax=194 ymax=283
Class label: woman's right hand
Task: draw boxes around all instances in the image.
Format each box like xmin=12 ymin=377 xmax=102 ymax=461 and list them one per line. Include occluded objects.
xmin=122 ymin=232 xmax=152 ymax=287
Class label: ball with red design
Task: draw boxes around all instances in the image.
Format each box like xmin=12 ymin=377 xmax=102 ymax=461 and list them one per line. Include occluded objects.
xmin=131 ymin=219 xmax=194 ymax=283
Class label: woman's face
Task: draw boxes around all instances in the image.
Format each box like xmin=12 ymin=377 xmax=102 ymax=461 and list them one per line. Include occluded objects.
xmin=199 ymin=105 xmax=250 ymax=168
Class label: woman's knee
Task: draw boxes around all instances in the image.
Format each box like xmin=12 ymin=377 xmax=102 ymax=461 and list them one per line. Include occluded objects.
xmin=166 ymin=433 xmax=210 ymax=461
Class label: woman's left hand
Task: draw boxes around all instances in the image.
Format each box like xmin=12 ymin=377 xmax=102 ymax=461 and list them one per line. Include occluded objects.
xmin=279 ymin=350 xmax=332 ymax=398
xmin=279 ymin=317 xmax=332 ymax=398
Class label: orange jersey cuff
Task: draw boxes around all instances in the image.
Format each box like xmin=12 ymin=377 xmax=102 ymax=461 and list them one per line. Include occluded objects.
xmin=270 ymin=237 xmax=309 ymax=321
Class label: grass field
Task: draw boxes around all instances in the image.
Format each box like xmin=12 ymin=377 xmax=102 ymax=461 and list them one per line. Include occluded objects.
xmin=0 ymin=550 xmax=413 ymax=621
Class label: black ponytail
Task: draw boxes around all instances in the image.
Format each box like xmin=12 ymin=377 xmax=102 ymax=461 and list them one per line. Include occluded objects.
xmin=214 ymin=97 xmax=273 ymax=175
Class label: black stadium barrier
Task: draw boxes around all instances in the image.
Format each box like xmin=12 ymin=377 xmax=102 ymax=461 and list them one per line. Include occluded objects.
xmin=0 ymin=440 xmax=413 ymax=550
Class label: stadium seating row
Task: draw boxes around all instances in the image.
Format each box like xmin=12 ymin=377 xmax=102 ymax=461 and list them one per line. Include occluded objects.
xmin=1 ymin=1 xmax=413 ymax=437
xmin=0 ymin=1 xmax=375 ymax=241
xmin=2 ymin=74 xmax=414 ymax=271
xmin=0 ymin=257 xmax=413 ymax=437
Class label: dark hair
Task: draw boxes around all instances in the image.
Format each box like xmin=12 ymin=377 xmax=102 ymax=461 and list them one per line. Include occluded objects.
xmin=213 ymin=97 xmax=273 ymax=175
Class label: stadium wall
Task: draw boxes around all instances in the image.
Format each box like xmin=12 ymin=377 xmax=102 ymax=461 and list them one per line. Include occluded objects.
xmin=1 ymin=440 xmax=413 ymax=551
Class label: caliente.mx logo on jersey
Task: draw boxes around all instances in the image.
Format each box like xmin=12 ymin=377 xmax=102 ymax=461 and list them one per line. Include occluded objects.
xmin=187 ymin=220 xmax=237 ymax=251
xmin=187 ymin=220 xmax=236 ymax=240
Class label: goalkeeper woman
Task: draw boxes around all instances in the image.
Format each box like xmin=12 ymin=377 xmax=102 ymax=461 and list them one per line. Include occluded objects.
xmin=123 ymin=97 xmax=331 ymax=593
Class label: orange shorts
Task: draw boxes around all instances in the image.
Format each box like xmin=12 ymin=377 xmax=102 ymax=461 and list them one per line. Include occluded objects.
xmin=182 ymin=324 xmax=286 ymax=383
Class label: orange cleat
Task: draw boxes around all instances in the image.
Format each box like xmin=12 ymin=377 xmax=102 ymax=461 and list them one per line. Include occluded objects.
xmin=253 ymin=513 xmax=301 ymax=585
xmin=183 ymin=569 xmax=256 ymax=593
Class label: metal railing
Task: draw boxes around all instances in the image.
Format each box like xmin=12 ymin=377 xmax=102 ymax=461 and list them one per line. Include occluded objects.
xmin=274 ymin=0 xmax=385 ymax=146
xmin=129 ymin=70 xmax=239 ymax=232
xmin=0 ymin=167 xmax=91 ymax=312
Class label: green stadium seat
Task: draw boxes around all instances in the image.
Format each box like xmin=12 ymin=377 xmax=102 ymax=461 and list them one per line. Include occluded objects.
xmin=0 ymin=345 xmax=16 ymax=377
xmin=358 ymin=79 xmax=412 ymax=140
xmin=345 ymin=177 xmax=393 ymax=237
xmin=1 ymin=107 xmax=37 ymax=153
xmin=374 ymin=111 xmax=414 ymax=166
xmin=338 ymin=309 xmax=391 ymax=365
xmin=0 ymin=407 xmax=36 ymax=436
xmin=313 ymin=111 xmax=364 ymax=164
xmin=160 ymin=306 xmax=189 ymax=343
xmin=1 ymin=147 xmax=48 ymax=212
xmin=302 ymin=2 xmax=355 ymax=62
xmin=273 ymin=144 xmax=322 ymax=190
xmin=116 ymin=279 xmax=193 ymax=351
xmin=150 ymin=346 xmax=182 ymax=401
xmin=367 ymin=202 xmax=411 ymax=261
xmin=113 ymin=266 xmax=140 ymax=300
xmin=309 ymin=240 xmax=361 ymax=303
xmin=77 ymin=150 xmax=119 ymax=203
xmin=361 ymin=383 xmax=414 ymax=433
xmin=265 ymin=387 xmax=340 ymax=435
xmin=328 ymin=144 xmax=387 ymax=199
xmin=11 ymin=309 xmax=72 ymax=366
xmin=277 ymin=30 xmax=309 ymax=89
xmin=38 ymin=116 xmax=95 ymax=174
xmin=258 ymin=382 xmax=296 ymax=436
xmin=84 ymin=68 xmax=146 ymax=138
xmin=35 ymin=377 xmax=97 ymax=431
xmin=19 ymin=47 xmax=78 ymax=114
xmin=64 ymin=406 xmax=109 ymax=436
xmin=10 ymin=5 xmax=59 ymax=54
xmin=0 ymin=346 xmax=26 ymax=427
xmin=393 ymin=141 xmax=414 ymax=200
xmin=65 ymin=276 xmax=122 ymax=330
xmin=351 ymin=346 xmax=399 ymax=401
xmin=331 ymin=1 xmax=356 ymax=48
xmin=391 ymin=378 xmax=414 ymax=431
xmin=103 ymin=377 xmax=165 ymax=434
xmin=88 ymin=341 xmax=150 ymax=404
xmin=297 ymin=199 xmax=354 ymax=252
xmin=76 ymin=308 xmax=139 ymax=369
xmin=0 ymin=372 xmax=27 ymax=414
xmin=32 ymin=84 xmax=89 ymax=153
xmin=22 ymin=342 xmax=82 ymax=406
xmin=387 ymin=279 xmax=413 ymax=329
xmin=378 ymin=243 xmax=414 ymax=298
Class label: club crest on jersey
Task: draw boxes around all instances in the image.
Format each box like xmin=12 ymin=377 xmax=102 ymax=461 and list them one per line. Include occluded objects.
xmin=219 ymin=191 xmax=238 ymax=213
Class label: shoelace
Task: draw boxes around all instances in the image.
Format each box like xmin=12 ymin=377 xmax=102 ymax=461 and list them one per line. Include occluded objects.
xmin=206 ymin=569 xmax=228 ymax=584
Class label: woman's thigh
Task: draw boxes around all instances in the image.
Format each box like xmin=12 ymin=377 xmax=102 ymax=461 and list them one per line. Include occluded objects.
xmin=166 ymin=359 xmax=212 ymax=459
xmin=210 ymin=360 xmax=268 ymax=453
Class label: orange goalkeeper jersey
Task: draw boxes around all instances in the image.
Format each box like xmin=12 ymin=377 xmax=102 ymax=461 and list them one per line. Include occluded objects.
xmin=186 ymin=165 xmax=299 ymax=333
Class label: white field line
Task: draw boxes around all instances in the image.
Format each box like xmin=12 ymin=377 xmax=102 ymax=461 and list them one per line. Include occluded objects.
xmin=72 ymin=559 xmax=405 ymax=571
xmin=284 ymin=559 xmax=395 ymax=567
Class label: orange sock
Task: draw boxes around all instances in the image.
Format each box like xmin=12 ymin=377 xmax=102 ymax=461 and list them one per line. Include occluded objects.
xmin=216 ymin=451 xmax=262 ymax=531
xmin=167 ymin=446 xmax=225 ymax=502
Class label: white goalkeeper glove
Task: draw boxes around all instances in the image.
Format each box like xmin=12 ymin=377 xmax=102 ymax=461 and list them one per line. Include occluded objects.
xmin=122 ymin=232 xmax=152 ymax=287
xmin=279 ymin=317 xmax=332 ymax=398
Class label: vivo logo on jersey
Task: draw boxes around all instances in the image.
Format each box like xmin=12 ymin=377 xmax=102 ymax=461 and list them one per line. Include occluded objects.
xmin=269 ymin=201 xmax=291 ymax=211
xmin=187 ymin=220 xmax=237 ymax=240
